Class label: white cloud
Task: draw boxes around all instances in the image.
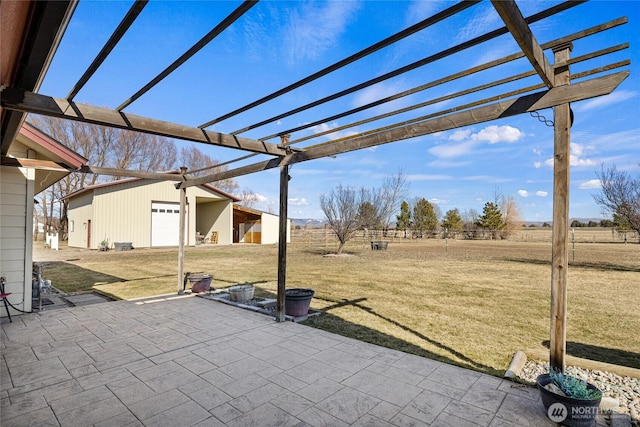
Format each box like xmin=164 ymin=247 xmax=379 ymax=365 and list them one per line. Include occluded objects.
xmin=284 ymin=2 xmax=360 ymax=65
xmin=570 ymin=156 xmax=596 ymax=167
xmin=428 ymin=140 xmax=477 ymax=158
xmin=289 ymin=198 xmax=309 ymax=206
xmin=356 ymin=157 xmax=385 ymax=167
xmin=543 ymin=142 xmax=596 ymax=168
xmin=449 ymin=130 xmax=471 ymax=141
xmin=579 ymin=179 xmax=601 ymax=190
xmin=454 ymin=4 xmax=501 ymax=42
xmin=470 ymin=44 xmax=513 ymax=68
xmin=580 ymin=129 xmax=640 ymax=152
xmin=462 ymin=175 xmax=512 ymax=183
xmin=534 ymin=161 xmax=542 ymax=169
xmin=430 ymin=198 xmax=448 ymax=205
xmin=427 ymin=159 xmax=472 ymax=168
xmin=570 ymin=142 xmax=587 ymax=157
xmin=407 ymin=174 xmax=452 ymax=181
xmin=310 ymin=122 xmax=359 ymax=140
xmin=405 ymin=0 xmax=444 ymax=23
xmin=536 ymin=191 xmax=548 ymax=197
xmin=517 ymin=190 xmax=529 ymax=197
xmin=429 ymin=125 xmax=524 ymax=160
xmin=575 ymin=90 xmax=637 ymax=112
xmin=472 ymin=125 xmax=525 ymax=144
xmin=255 ymin=193 xmax=268 ymax=202
xmin=352 ymin=81 xmax=405 ymax=109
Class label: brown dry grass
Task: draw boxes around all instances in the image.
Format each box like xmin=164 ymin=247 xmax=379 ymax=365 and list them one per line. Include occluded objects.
xmin=35 ymin=238 xmax=640 ymax=376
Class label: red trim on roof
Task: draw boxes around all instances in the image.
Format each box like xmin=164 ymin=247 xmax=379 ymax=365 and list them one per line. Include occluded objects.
xmin=20 ymin=122 xmax=86 ymax=167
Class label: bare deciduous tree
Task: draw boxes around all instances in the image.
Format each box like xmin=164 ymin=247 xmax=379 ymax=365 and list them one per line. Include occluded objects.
xmin=238 ymin=187 xmax=259 ymax=208
xmin=110 ymin=130 xmax=176 ymax=175
xmin=593 ymin=163 xmax=640 ymax=242
xmin=319 ymin=184 xmax=360 ymax=255
xmin=178 ymin=146 xmax=239 ymax=195
xmin=500 ymin=195 xmax=523 ymax=238
xmin=28 ymin=116 xmax=241 ymax=239
xmin=379 ymin=169 xmax=409 ymax=231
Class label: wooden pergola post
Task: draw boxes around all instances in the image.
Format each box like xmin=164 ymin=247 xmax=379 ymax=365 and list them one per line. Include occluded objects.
xmin=177 ymin=166 xmax=188 ymax=294
xmin=276 ymin=135 xmax=291 ymax=322
xmin=550 ymin=42 xmax=573 ymax=372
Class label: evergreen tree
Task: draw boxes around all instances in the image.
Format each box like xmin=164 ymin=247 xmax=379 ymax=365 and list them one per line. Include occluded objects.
xmin=357 ymin=201 xmax=381 ymax=230
xmin=442 ymin=208 xmax=464 ymax=233
xmin=412 ymin=198 xmax=438 ymax=237
xmin=396 ymin=201 xmax=411 ymax=235
xmin=476 ymin=202 xmax=505 ymax=238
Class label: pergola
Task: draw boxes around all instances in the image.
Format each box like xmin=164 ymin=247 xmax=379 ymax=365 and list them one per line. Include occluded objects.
xmin=1 ymin=0 xmax=631 ymax=373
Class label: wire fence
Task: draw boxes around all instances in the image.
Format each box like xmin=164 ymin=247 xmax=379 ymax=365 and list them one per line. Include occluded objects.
xmin=291 ymin=227 xmax=638 ymax=245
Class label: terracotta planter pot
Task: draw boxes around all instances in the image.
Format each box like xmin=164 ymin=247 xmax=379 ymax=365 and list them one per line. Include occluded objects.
xmin=536 ymin=373 xmax=602 ymax=427
xmin=285 ymin=288 xmax=314 ymax=317
xmin=187 ymin=274 xmax=213 ymax=293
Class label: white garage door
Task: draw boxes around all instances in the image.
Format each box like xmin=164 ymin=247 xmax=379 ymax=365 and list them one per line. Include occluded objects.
xmin=151 ymin=202 xmax=187 ymax=247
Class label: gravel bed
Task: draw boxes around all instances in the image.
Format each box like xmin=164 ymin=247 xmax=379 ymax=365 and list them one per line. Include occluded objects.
xmin=518 ymin=360 xmax=640 ymax=426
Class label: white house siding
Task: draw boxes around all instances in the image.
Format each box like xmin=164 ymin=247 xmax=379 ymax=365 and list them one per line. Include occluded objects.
xmin=260 ymin=213 xmax=291 ymax=244
xmin=67 ymin=192 xmax=94 ymax=248
xmin=0 ymin=167 xmax=34 ymax=316
xmin=67 ymin=180 xmax=231 ymax=249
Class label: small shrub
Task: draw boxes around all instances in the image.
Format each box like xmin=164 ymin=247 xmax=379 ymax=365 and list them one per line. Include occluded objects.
xmin=549 ymin=369 xmax=602 ymax=399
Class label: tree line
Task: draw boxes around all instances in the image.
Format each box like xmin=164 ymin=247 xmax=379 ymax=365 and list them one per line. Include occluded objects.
xmin=319 ymin=163 xmax=640 ymax=253
xmin=319 ymin=172 xmax=524 ymax=254
xmin=395 ymin=191 xmax=522 ymax=240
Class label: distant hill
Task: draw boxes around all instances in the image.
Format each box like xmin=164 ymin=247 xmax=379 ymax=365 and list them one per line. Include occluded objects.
xmin=523 ymin=218 xmax=610 ymax=227
xmin=291 ymin=218 xmax=326 ymax=228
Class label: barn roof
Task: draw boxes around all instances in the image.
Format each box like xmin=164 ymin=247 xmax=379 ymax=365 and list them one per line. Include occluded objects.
xmin=62 ymin=172 xmax=240 ymax=202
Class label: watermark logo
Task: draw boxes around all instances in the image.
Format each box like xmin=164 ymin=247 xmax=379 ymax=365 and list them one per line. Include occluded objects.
xmin=548 ymin=402 xmax=568 ymax=423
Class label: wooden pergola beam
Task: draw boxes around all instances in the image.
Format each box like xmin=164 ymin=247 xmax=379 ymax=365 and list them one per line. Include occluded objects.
xmin=492 ymin=0 xmax=555 ymax=88
xmin=78 ymin=165 xmax=186 ymax=181
xmin=177 ymin=71 xmax=628 ymax=188
xmin=550 ymin=41 xmax=574 ymax=373
xmin=0 ymin=87 xmax=289 ymax=156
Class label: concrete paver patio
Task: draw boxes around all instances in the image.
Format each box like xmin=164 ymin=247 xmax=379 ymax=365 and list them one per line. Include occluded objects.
xmin=1 ymin=295 xmax=555 ymax=426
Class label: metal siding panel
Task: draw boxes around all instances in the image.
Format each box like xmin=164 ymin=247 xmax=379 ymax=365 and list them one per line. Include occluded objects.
xmin=95 ymin=180 xmax=182 ymax=248
xmin=67 ymin=193 xmax=93 ymax=248
xmin=261 ymin=213 xmax=277 ymax=244
xmin=67 ymin=181 xmax=233 ymax=249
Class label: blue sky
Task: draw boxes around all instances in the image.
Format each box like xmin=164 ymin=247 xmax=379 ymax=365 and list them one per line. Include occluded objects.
xmin=39 ymin=1 xmax=639 ymax=221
